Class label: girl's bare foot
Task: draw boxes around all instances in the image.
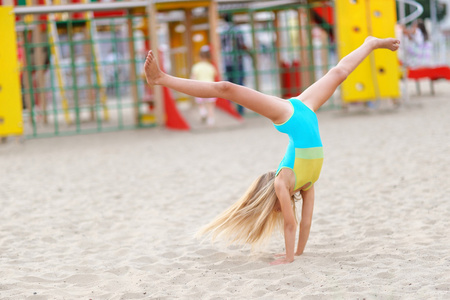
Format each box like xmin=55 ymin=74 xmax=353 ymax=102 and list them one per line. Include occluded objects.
xmin=144 ymin=50 xmax=164 ymax=85
xmin=365 ymin=36 xmax=400 ymax=51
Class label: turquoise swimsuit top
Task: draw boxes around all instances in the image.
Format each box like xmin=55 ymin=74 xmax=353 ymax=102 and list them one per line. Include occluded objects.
xmin=273 ymin=98 xmax=324 ymax=191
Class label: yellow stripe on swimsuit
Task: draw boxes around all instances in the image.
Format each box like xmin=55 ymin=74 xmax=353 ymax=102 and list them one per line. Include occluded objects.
xmin=273 ymin=98 xmax=324 ymax=191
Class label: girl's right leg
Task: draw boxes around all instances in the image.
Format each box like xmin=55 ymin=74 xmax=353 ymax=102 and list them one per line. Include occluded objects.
xmin=144 ymin=51 xmax=292 ymax=124
xmin=297 ymin=37 xmax=400 ymax=112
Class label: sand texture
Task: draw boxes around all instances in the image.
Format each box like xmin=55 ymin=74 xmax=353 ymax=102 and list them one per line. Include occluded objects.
xmin=1 ymin=83 xmax=449 ymax=299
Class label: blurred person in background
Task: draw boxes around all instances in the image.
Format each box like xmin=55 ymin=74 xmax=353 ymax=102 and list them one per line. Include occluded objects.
xmin=402 ymin=19 xmax=432 ymax=66
xmin=191 ymin=45 xmax=218 ymax=127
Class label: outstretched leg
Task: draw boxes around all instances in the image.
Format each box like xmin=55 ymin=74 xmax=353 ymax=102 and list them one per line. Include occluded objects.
xmin=297 ymin=37 xmax=400 ymax=111
xmin=145 ymin=51 xmax=291 ymax=124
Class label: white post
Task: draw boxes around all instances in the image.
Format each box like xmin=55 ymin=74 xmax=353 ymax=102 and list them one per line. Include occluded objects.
xmin=398 ymin=0 xmax=409 ymax=104
xmin=430 ymin=0 xmax=439 ymax=65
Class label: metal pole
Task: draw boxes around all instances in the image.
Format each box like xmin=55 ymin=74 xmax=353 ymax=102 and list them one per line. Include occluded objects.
xmin=16 ymin=1 xmax=153 ymax=15
xmin=110 ymin=18 xmax=124 ymax=129
xmin=398 ymin=0 xmax=409 ymax=104
xmin=274 ymin=11 xmax=282 ymax=97
xmin=298 ymin=7 xmax=312 ymax=90
xmin=68 ymin=16 xmax=81 ymax=132
xmin=15 ymin=0 xmax=202 ymax=15
xmin=209 ymin=0 xmax=222 ymax=76
xmin=305 ymin=4 xmax=315 ymax=84
xmin=430 ymin=0 xmax=441 ymax=65
xmin=127 ymin=10 xmax=140 ymax=126
xmin=185 ymin=8 xmax=193 ymax=78
xmin=24 ymin=26 xmax=37 ymax=136
xmin=250 ymin=10 xmax=260 ymax=91
xmin=32 ymin=11 xmax=47 ymax=124
xmin=148 ymin=0 xmax=164 ymax=127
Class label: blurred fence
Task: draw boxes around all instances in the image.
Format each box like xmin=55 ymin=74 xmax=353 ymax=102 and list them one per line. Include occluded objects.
xmin=15 ymin=2 xmax=153 ymax=138
xmin=13 ymin=0 xmax=337 ymax=139
xmin=218 ymin=1 xmax=337 ymax=110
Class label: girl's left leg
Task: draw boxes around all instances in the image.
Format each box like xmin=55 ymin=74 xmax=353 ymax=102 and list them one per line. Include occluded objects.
xmin=297 ymin=37 xmax=400 ymax=112
xmin=145 ymin=51 xmax=292 ymax=124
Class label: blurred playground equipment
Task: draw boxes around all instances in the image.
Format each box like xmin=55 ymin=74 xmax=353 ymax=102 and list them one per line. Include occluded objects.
xmin=0 ymin=6 xmax=23 ymax=140
xmin=335 ymin=0 xmax=400 ymax=104
xmin=2 ymin=0 xmax=448 ymax=139
xmin=398 ymin=0 xmax=450 ymax=95
xmin=1 ymin=0 xmax=338 ymax=139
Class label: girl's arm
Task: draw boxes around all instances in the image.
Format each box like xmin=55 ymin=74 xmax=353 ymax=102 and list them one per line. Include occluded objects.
xmin=271 ymin=179 xmax=297 ymax=265
xmin=296 ymin=186 xmax=315 ymax=255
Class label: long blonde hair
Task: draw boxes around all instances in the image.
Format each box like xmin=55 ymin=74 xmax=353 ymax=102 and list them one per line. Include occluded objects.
xmin=197 ymin=171 xmax=298 ymax=248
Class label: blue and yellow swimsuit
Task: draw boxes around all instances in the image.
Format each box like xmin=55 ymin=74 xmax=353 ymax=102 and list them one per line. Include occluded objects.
xmin=273 ymin=98 xmax=324 ymax=191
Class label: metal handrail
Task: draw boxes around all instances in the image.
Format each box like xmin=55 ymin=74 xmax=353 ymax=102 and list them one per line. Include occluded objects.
xmin=14 ymin=1 xmax=149 ymax=15
xmin=396 ymin=0 xmax=424 ymax=24
xmin=14 ymin=0 xmax=306 ymax=15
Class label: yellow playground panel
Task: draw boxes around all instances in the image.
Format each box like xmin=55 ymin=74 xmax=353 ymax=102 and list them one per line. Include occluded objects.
xmin=0 ymin=6 xmax=23 ymax=137
xmin=336 ymin=0 xmax=400 ymax=103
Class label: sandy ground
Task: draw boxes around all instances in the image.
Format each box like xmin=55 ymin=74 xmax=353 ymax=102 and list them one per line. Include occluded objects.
xmin=1 ymin=82 xmax=449 ymax=299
